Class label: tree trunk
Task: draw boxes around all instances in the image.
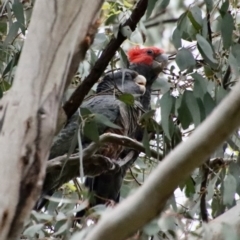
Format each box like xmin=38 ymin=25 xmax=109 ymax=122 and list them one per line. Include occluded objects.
xmin=0 ymin=0 xmax=103 ymax=239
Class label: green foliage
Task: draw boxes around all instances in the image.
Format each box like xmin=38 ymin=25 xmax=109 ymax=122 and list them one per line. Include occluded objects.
xmin=160 ymin=91 xmax=175 ymax=139
xmin=2 ymin=0 xmax=240 ymax=239
xmin=80 ymin=107 xmax=123 ymax=142
xmin=172 ymin=28 xmax=182 ymax=49
xmin=118 ymin=92 xmax=134 ymax=105
xmin=175 ymin=47 xmax=195 ymax=71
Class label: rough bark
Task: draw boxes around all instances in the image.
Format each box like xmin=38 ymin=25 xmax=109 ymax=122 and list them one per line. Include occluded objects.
xmin=0 ymin=0 xmax=103 ymax=239
xmin=84 ymin=78 xmax=240 ymax=240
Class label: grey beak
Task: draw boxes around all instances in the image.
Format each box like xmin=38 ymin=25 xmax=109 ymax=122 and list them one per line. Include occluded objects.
xmin=155 ymin=53 xmax=168 ymax=67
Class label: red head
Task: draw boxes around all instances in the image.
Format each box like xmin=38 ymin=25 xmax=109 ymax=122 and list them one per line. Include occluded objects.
xmin=127 ymin=46 xmax=166 ymax=65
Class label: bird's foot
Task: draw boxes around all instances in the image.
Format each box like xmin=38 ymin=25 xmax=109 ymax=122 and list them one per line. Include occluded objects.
xmin=105 ymin=199 xmax=117 ymax=208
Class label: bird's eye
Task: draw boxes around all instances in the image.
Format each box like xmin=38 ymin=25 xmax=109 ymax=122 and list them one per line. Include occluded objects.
xmin=146 ymin=49 xmax=154 ymax=55
xmin=125 ymin=73 xmax=131 ymax=79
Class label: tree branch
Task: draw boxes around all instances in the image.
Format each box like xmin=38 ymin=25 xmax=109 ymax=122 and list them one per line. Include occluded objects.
xmin=42 ymin=133 xmax=162 ymax=203
xmin=145 ymin=18 xmax=178 ymax=28
xmin=46 ymin=133 xmax=163 ymax=176
xmin=63 ymin=0 xmax=149 ymax=120
xmin=82 ymin=133 xmax=163 ymax=160
xmin=0 ymin=1 xmax=103 ymax=238
xmin=200 ymin=159 xmax=210 ymax=222
xmin=84 ymin=74 xmax=240 ymax=240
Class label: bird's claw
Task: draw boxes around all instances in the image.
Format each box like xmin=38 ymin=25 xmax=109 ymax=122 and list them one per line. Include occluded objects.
xmin=105 ymin=199 xmax=117 ymax=208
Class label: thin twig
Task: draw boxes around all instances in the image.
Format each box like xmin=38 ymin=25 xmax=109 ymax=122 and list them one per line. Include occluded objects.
xmin=145 ymin=18 xmax=178 ymax=28
xmin=200 ymin=159 xmax=210 ymax=222
xmin=63 ymin=0 xmax=149 ymax=119
xmin=73 ymin=178 xmax=82 ymax=199
xmin=129 ymin=167 xmax=142 ymax=186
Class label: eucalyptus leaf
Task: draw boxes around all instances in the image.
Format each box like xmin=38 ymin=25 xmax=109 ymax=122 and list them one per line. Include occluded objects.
xmin=4 ymin=22 xmax=20 ymax=45
xmin=177 ymin=94 xmax=192 ymax=130
xmin=184 ymin=177 xmax=195 ymax=198
xmin=160 ymin=91 xmax=175 ymax=140
xmin=151 ymin=77 xmax=170 ymax=93
xmin=135 ymin=158 xmax=148 ymax=169
xmin=184 ymin=90 xmax=201 ymax=127
xmin=229 ymin=162 xmax=240 ymax=186
xmin=204 ymin=0 xmax=213 ymax=11
xmin=2 ymin=51 xmax=20 ymax=77
xmin=228 ymin=53 xmax=239 ymax=76
xmin=192 ymin=72 xmax=207 ymax=100
xmin=215 ymin=86 xmax=229 ymax=104
xmin=80 ymin=107 xmax=92 ymax=117
xmin=169 ymin=194 xmax=178 ymax=212
xmin=177 ymin=12 xmax=190 ymax=40
xmin=120 ymin=183 xmax=132 ymax=198
xmin=61 ymin=192 xmax=79 ymax=213
xmin=118 ymin=93 xmax=134 ymax=106
xmin=187 ymin=6 xmax=203 ymax=31
xmin=23 ymin=224 xmax=44 ymax=237
xmin=12 ymin=0 xmax=25 ymax=34
xmin=121 ymin=25 xmax=132 ymax=38
xmin=223 ymin=174 xmax=237 ymax=205
xmin=172 ymin=124 xmax=182 ymax=147
xmin=231 ymin=44 xmax=240 ymax=62
xmin=89 ymin=49 xmax=98 ymax=67
xmin=119 ymin=47 xmax=129 ymax=68
xmin=94 ymin=113 xmax=121 ymax=129
xmin=200 ymin=17 xmax=208 ymax=39
xmin=159 ymin=0 xmax=170 ymax=10
xmin=0 ymin=81 xmax=11 ymax=92
xmin=219 ymin=1 xmax=229 ymax=17
xmin=47 ymin=191 xmax=63 ymax=214
xmin=203 ymin=92 xmax=215 ymax=116
xmin=188 ymin=199 xmax=200 ymax=217
xmin=92 ymin=33 xmax=109 ymax=50
xmin=175 ymin=48 xmax=195 ymax=71
xmin=206 ymin=171 xmax=221 ymax=201
xmin=172 ymin=28 xmax=182 ymax=49
xmin=91 ymin=204 xmax=108 ymax=215
xmin=31 ymin=211 xmax=53 ymax=222
xmin=196 ymin=34 xmax=218 ymax=68
xmin=143 ymin=219 xmax=160 ymax=235
xmin=211 ymin=195 xmax=222 ymax=218
xmin=56 ymin=212 xmax=67 ymax=221
xmin=158 ymin=215 xmax=176 ymax=232
xmin=140 ymin=109 xmax=155 ymax=122
xmin=67 ymin=202 xmax=88 ymax=214
xmin=142 ymin=127 xmax=151 ymax=157
xmin=130 ymin=28 xmax=144 ymax=44
xmin=0 ymin=22 xmax=7 ymax=35
xmin=221 ymin=13 xmax=234 ymax=50
xmin=54 ymin=220 xmax=69 ymax=236
xmin=146 ymin=0 xmax=158 ymax=18
xmin=196 ymin=98 xmax=206 ymax=122
xmin=83 ymin=119 xmax=99 ymax=142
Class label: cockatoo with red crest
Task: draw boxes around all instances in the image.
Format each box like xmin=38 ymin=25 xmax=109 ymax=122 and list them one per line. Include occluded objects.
xmin=36 ymin=46 xmax=168 ymax=213
xmin=83 ymin=46 xmax=168 ymax=211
